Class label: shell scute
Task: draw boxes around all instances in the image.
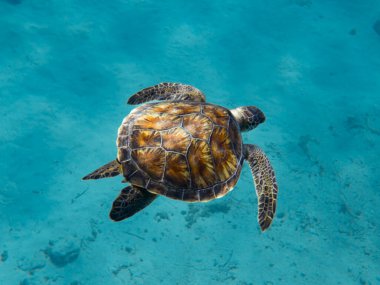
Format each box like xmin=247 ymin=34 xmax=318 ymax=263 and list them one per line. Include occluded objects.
xmin=161 ymin=127 xmax=191 ymax=154
xmin=182 ymin=189 xmax=198 ymax=202
xmin=229 ymin=119 xmax=242 ymax=158
xmin=131 ymin=130 xmax=161 ymax=148
xmin=203 ymin=104 xmax=230 ymax=127
xmin=117 ymin=147 xmax=130 ymax=163
xmin=133 ymin=113 xmax=181 ymax=130
xmin=183 ymin=114 xmax=213 ymax=140
xmin=131 ymin=148 xmax=165 ymax=181
xmin=164 ymin=152 xmax=190 ymax=188
xmin=147 ymin=180 xmax=167 ymax=195
xmin=210 ymin=126 xmax=238 ymax=181
xmin=117 ymin=135 xmax=128 ymax=147
xmin=188 ymin=140 xmax=217 ymax=188
xmin=128 ymin=170 xmax=146 ymax=188
xmin=150 ymin=102 xmax=201 ymax=115
xmin=199 ymin=188 xmax=216 ymax=201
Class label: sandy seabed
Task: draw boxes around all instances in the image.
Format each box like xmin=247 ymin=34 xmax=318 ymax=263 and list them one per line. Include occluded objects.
xmin=0 ymin=0 xmax=379 ymax=284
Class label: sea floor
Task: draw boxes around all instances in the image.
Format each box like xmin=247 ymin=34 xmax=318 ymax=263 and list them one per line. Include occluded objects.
xmin=1 ymin=0 xmax=379 ymax=284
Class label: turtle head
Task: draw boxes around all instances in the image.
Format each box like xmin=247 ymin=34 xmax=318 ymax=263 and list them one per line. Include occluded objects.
xmin=231 ymin=106 xmax=266 ymax=132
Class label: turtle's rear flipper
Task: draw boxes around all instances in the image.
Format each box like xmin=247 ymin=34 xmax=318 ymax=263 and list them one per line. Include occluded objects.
xmin=82 ymin=160 xmax=121 ymax=180
xmin=127 ymin=82 xmax=206 ymax=104
xmin=244 ymin=144 xmax=278 ymax=231
xmin=110 ymin=186 xmax=157 ymax=221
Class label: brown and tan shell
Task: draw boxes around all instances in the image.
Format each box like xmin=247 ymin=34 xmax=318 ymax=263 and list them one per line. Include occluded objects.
xmin=116 ymin=101 xmax=243 ymax=202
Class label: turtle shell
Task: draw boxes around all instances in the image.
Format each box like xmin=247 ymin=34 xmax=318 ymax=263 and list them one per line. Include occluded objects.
xmin=116 ymin=101 xmax=243 ymax=202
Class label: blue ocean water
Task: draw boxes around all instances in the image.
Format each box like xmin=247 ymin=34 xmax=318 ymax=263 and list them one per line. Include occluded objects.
xmin=1 ymin=0 xmax=379 ymax=284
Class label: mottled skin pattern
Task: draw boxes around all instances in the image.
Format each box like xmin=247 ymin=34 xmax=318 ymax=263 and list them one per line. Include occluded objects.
xmin=244 ymin=145 xmax=278 ymax=231
xmin=82 ymin=160 xmax=121 ymax=180
xmin=83 ymin=82 xmax=279 ymax=231
xmin=109 ymin=185 xmax=157 ymax=221
xmin=231 ymin=106 xmax=266 ymax=132
xmin=117 ymin=101 xmax=243 ymax=202
xmin=128 ymin=83 xmax=205 ymax=105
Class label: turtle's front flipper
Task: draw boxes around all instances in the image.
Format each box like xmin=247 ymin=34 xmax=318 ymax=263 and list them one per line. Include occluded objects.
xmin=110 ymin=185 xmax=157 ymax=221
xmin=82 ymin=160 xmax=121 ymax=180
xmin=127 ymin=82 xmax=206 ymax=105
xmin=244 ymin=144 xmax=278 ymax=231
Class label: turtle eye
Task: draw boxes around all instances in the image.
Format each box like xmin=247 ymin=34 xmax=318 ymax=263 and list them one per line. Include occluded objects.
xmin=245 ymin=106 xmax=265 ymax=130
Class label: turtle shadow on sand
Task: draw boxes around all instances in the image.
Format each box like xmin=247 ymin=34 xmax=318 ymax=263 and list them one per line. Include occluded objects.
xmin=2 ymin=0 xmax=22 ymax=5
xmin=373 ymin=19 xmax=380 ymax=37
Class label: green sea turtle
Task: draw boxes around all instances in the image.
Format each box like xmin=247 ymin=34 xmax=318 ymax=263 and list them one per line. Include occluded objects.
xmin=83 ymin=83 xmax=278 ymax=231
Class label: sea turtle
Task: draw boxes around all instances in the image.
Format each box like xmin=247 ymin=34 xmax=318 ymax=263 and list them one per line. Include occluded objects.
xmin=83 ymin=83 xmax=278 ymax=231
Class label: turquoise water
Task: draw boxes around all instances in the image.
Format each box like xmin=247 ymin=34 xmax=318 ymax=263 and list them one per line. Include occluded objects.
xmin=1 ymin=0 xmax=380 ymax=284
